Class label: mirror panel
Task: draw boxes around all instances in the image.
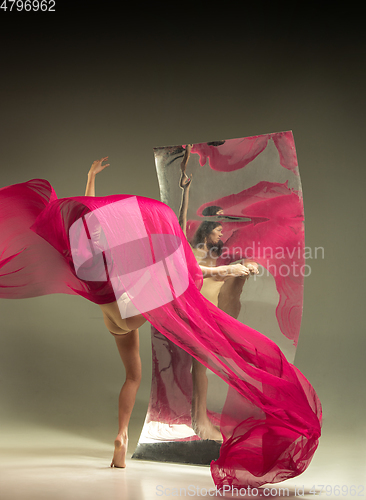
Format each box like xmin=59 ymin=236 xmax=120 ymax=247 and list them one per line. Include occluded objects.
xmin=133 ymin=131 xmax=304 ymax=465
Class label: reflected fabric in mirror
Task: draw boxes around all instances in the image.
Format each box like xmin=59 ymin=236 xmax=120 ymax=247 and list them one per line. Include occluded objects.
xmin=133 ymin=131 xmax=306 ymax=466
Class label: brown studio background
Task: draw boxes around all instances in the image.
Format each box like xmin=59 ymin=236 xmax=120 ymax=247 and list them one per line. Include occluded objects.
xmin=0 ymin=6 xmax=365 ymax=450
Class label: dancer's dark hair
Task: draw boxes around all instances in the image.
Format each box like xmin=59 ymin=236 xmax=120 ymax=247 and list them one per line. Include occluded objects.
xmin=191 ymin=221 xmax=223 ymax=256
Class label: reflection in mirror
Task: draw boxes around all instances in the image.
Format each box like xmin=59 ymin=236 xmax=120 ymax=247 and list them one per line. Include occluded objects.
xmin=133 ymin=131 xmax=305 ymax=465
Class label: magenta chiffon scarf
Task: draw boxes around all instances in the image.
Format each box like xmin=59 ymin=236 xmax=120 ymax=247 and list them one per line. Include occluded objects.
xmin=0 ymin=179 xmax=321 ymax=488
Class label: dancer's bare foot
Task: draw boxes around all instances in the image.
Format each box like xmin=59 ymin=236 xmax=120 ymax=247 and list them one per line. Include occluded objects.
xmin=192 ymin=416 xmax=223 ymax=442
xmin=110 ymin=434 xmax=128 ymax=468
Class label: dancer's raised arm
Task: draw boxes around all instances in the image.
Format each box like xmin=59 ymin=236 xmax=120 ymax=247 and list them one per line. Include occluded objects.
xmin=85 ymin=156 xmax=110 ymax=196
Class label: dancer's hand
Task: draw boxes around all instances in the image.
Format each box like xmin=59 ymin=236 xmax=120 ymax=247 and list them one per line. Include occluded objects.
xmin=179 ymin=171 xmax=192 ymax=189
xmin=89 ymin=156 xmax=110 ymax=176
xmin=243 ymin=259 xmax=259 ymax=275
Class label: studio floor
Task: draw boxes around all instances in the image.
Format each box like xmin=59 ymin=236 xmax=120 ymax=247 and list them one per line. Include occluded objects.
xmin=0 ymin=419 xmax=365 ymax=500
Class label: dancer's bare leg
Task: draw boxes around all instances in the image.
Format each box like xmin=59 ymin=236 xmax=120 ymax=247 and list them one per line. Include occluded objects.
xmin=110 ymin=329 xmax=142 ymax=468
xmin=218 ymin=276 xmax=248 ymax=319
xmin=191 ymin=358 xmax=222 ymax=441
xmin=191 ymin=277 xmax=247 ymax=441
xmin=97 ymin=301 xmax=146 ymax=467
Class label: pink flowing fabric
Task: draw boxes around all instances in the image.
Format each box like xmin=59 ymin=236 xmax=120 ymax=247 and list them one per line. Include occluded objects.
xmin=0 ymin=179 xmax=321 ymax=488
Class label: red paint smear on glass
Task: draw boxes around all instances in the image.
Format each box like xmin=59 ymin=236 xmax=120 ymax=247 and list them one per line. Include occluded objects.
xmin=191 ymin=131 xmax=298 ymax=174
xmin=192 ymin=181 xmax=304 ymax=345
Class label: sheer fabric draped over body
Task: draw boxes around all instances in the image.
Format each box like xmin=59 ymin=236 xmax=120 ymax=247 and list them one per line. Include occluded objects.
xmin=0 ymin=179 xmax=321 ymax=488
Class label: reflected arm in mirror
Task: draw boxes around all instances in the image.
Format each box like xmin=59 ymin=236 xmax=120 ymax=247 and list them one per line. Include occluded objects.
xmin=200 ymin=263 xmax=251 ymax=279
xmin=178 ymin=145 xmax=193 ymax=236
xmin=243 ymin=258 xmax=259 ymax=275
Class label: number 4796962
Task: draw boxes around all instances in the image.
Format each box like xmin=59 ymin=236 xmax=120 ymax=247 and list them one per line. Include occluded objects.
xmin=0 ymin=0 xmax=55 ymax=11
